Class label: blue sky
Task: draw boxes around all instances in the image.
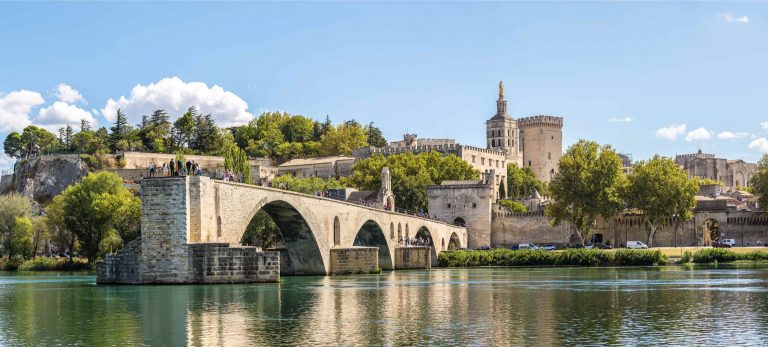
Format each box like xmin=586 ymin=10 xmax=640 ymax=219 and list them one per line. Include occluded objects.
xmin=1 ymin=2 xmax=767 ymax=170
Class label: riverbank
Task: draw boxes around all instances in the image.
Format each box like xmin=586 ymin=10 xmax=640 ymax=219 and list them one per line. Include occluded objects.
xmin=680 ymin=248 xmax=768 ymax=263
xmin=0 ymin=257 xmax=90 ymax=271
xmin=438 ymin=248 xmax=668 ymax=267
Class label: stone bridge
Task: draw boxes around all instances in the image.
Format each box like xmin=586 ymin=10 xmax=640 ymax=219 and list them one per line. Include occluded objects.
xmin=139 ymin=176 xmax=467 ymax=278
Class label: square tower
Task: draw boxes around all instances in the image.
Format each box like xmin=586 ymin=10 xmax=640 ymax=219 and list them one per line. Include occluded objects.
xmin=519 ymin=115 xmax=563 ymax=183
xmin=486 ymin=81 xmax=523 ymax=166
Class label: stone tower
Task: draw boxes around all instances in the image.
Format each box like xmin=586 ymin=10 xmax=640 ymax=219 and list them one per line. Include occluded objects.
xmin=378 ymin=166 xmax=395 ymax=211
xmin=519 ymin=115 xmax=563 ymax=183
xmin=486 ymin=81 xmax=523 ymax=166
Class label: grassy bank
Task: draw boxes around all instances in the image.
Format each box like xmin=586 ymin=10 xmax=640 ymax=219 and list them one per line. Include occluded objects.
xmin=438 ymin=248 xmax=668 ymax=267
xmin=0 ymin=257 xmax=91 ymax=271
xmin=680 ymin=248 xmax=768 ymax=264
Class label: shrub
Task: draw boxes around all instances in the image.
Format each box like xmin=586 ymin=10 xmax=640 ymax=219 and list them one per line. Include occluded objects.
xmin=690 ymin=248 xmax=768 ymax=263
xmin=679 ymin=251 xmax=693 ymax=263
xmin=498 ymin=200 xmax=527 ymax=213
xmin=79 ymin=154 xmax=102 ymax=170
xmin=17 ymin=257 xmax=90 ymax=271
xmin=438 ymin=248 xmax=666 ymax=267
xmin=115 ymin=154 xmax=126 ymax=169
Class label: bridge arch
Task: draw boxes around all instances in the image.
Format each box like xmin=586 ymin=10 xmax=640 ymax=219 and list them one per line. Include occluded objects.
xmin=353 ymin=220 xmax=393 ymax=270
xmin=241 ymin=198 xmax=327 ymax=275
xmin=448 ymin=232 xmax=461 ymax=250
xmin=453 ymin=217 xmax=466 ymax=227
xmin=415 ymin=226 xmax=439 ymax=266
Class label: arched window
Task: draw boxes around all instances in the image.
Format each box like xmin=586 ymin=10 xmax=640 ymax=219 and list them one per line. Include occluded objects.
xmin=390 ymin=222 xmax=395 ymax=239
xmin=398 ymin=223 xmax=402 ymax=240
xmin=405 ymin=224 xmax=410 ymax=239
xmin=333 ymin=216 xmax=341 ymax=245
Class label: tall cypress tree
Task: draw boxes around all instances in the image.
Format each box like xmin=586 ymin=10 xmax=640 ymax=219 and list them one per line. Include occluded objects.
xmin=109 ymin=109 xmax=130 ymax=151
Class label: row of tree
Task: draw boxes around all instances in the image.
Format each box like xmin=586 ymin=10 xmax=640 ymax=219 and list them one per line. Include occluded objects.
xmin=0 ymin=172 xmax=140 ymax=264
xmin=547 ymin=140 xmax=700 ymax=247
xmin=3 ymin=109 xmax=388 ymax=163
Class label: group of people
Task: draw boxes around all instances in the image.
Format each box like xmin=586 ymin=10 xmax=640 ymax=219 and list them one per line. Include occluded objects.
xmin=399 ymin=236 xmax=431 ymax=247
xmin=147 ymin=159 xmax=203 ymax=178
xmin=216 ymin=169 xmax=244 ymax=183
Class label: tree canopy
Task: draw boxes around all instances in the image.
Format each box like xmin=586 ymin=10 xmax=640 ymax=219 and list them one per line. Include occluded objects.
xmin=623 ymin=155 xmax=698 ymax=247
xmin=546 ymin=140 xmax=625 ymax=246
xmin=346 ymin=151 xmax=479 ymax=212
xmin=507 ymin=163 xmax=547 ymax=198
xmin=750 ymin=154 xmax=768 ymax=209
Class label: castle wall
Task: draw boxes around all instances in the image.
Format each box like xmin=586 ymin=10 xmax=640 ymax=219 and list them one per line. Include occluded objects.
xmin=427 ymin=184 xmax=493 ymax=248
xmin=490 ymin=209 xmax=570 ymax=247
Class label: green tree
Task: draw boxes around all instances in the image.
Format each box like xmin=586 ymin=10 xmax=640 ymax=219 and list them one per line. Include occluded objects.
xmin=173 ymin=107 xmax=198 ymax=149
xmin=270 ymin=175 xmax=344 ymax=195
xmin=241 ymin=210 xmax=281 ymax=249
xmin=507 ymin=164 xmax=547 ymax=198
xmin=0 ymin=194 xmax=34 ymax=258
xmin=59 ymin=171 xmax=141 ymax=262
xmin=365 ymin=122 xmax=387 ymax=147
xmin=281 ymin=115 xmax=316 ymax=143
xmin=347 ymin=151 xmax=479 ymax=212
xmin=750 ymin=154 xmax=768 ymax=209
xmin=45 ymin=195 xmax=78 ymax=260
xmin=109 ymin=109 xmax=131 ymax=151
xmin=3 ymin=132 xmax=24 ymax=159
xmin=9 ymin=217 xmax=34 ymax=259
xmin=546 ymin=140 xmax=626 ymax=246
xmin=319 ymin=122 xmax=369 ymax=156
xmin=223 ymin=147 xmax=252 ymax=184
xmin=139 ymin=109 xmax=172 ymax=153
xmin=192 ymin=114 xmax=220 ymax=153
xmin=624 ymin=155 xmax=698 ymax=247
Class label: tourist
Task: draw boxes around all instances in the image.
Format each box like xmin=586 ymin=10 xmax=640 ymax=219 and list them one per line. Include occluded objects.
xmin=196 ymin=163 xmax=202 ymax=176
xmin=148 ymin=161 xmax=155 ymax=178
xmin=162 ymin=163 xmax=168 ymax=177
xmin=186 ymin=160 xmax=192 ymax=175
xmin=169 ymin=160 xmax=175 ymax=176
xmin=177 ymin=159 xmax=184 ymax=176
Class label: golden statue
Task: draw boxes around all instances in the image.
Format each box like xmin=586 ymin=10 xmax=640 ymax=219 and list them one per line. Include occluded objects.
xmin=499 ymin=81 xmax=504 ymax=98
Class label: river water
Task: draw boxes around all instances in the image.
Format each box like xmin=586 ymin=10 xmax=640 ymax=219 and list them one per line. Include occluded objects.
xmin=1 ymin=266 xmax=767 ymax=346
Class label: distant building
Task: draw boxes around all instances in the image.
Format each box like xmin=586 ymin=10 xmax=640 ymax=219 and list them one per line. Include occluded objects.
xmin=675 ymin=149 xmax=756 ymax=187
xmin=277 ymin=156 xmax=356 ymax=179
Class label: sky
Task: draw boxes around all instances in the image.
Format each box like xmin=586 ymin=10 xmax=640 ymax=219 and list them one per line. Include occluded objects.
xmin=1 ymin=2 xmax=767 ymax=171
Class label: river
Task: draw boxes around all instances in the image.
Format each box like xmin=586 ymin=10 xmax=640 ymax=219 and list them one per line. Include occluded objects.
xmin=1 ymin=265 xmax=766 ymax=346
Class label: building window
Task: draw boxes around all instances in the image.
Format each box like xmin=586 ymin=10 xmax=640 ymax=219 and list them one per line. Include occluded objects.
xmin=481 ymin=158 xmax=485 ymax=165
xmin=540 ymin=129 xmax=544 ymax=135
xmin=472 ymin=155 xmax=476 ymax=163
xmin=491 ymin=139 xmax=495 ymax=147
xmin=472 ymin=203 xmax=477 ymax=208
xmin=528 ymin=160 xmax=532 ymax=166
xmin=447 ymin=203 xmax=451 ymax=208
xmin=548 ymin=152 xmax=551 ymax=160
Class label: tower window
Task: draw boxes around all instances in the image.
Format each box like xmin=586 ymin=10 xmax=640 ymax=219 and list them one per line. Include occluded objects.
xmin=481 ymin=158 xmax=485 ymax=165
xmin=528 ymin=160 xmax=532 ymax=167
xmin=548 ymin=152 xmax=551 ymax=160
xmin=472 ymin=155 xmax=476 ymax=163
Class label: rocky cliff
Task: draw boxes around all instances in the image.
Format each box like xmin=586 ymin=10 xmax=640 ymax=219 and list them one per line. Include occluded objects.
xmin=13 ymin=155 xmax=90 ymax=203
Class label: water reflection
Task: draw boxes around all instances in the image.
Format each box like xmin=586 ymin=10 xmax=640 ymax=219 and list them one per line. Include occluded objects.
xmin=0 ymin=266 xmax=767 ymax=346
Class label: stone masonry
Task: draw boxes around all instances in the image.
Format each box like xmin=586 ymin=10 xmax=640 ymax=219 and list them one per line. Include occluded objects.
xmin=394 ymin=247 xmax=432 ymax=270
xmin=329 ymin=247 xmax=379 ymax=275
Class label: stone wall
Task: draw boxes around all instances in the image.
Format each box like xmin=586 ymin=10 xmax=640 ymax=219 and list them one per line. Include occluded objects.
xmin=427 ymin=183 xmax=493 ymax=249
xmin=491 ymin=209 xmax=570 ymax=247
xmin=329 ymin=247 xmax=379 ymax=275
xmin=519 ymin=115 xmax=563 ymax=183
xmin=188 ymin=244 xmax=279 ymax=283
xmin=394 ymin=247 xmax=431 ymax=269
xmin=0 ymin=174 xmax=13 ymax=194
xmin=97 ymin=238 xmax=142 ymax=284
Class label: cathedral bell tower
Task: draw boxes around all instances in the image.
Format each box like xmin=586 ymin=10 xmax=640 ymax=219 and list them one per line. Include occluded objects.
xmin=486 ymin=81 xmax=522 ymax=166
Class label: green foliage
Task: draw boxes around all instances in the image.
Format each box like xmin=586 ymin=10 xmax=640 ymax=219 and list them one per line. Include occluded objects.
xmin=624 ymin=155 xmax=698 ymax=247
xmin=241 ymin=210 xmax=281 ymax=249
xmin=58 ymin=171 xmax=141 ymax=262
xmin=498 ymin=200 xmax=527 ymax=213
xmin=9 ymin=217 xmax=34 ymax=260
xmin=689 ymin=248 xmax=768 ymax=263
xmin=546 ymin=140 xmax=626 ymax=246
xmin=109 ymin=109 xmax=131 ymax=151
xmin=223 ymin=147 xmax=252 ymax=184
xmin=3 ymin=126 xmax=60 ymax=159
xmin=0 ymin=194 xmax=34 ymax=259
xmin=79 ymin=154 xmax=103 ymax=170
xmin=750 ymin=154 xmax=768 ymax=209
xmin=319 ymin=121 xmax=369 ymax=156
xmin=45 ymin=195 xmax=78 ymax=260
xmin=438 ymin=248 xmax=668 ymax=267
xmin=693 ymin=177 xmax=723 ymax=187
xmin=347 ymin=151 xmax=480 ymax=212
xmin=507 ymin=164 xmax=547 ymax=198
xmin=16 ymin=257 xmax=90 ymax=271
xmin=365 ymin=122 xmax=387 ymax=147
xmin=271 ymin=175 xmax=344 ymax=195
xmin=679 ymin=251 xmax=693 ymax=263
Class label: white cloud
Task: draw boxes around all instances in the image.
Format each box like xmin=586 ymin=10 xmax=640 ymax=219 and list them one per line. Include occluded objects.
xmin=608 ymin=116 xmax=634 ymax=123
xmin=722 ymin=13 xmax=750 ymax=23
xmin=0 ymin=90 xmax=44 ymax=132
xmin=655 ymin=124 xmax=686 ymax=140
xmin=0 ymin=152 xmax=12 ymax=166
xmin=717 ymin=131 xmax=748 ymax=140
xmin=686 ymin=127 xmax=712 ymax=142
xmin=55 ymin=83 xmax=85 ymax=104
xmin=749 ymin=138 xmax=768 ymax=152
xmin=761 ymin=121 xmax=768 ymax=129
xmin=36 ymin=101 xmax=96 ymax=131
xmin=101 ymin=77 xmax=253 ymax=127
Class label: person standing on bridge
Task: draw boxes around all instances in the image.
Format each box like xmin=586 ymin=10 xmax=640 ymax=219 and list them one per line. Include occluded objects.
xmin=169 ymin=159 xmax=175 ymax=177
xmin=177 ymin=159 xmax=184 ymax=176
xmin=162 ymin=162 xmax=168 ymax=177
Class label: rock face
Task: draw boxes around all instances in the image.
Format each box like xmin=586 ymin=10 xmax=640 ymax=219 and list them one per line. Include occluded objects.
xmin=13 ymin=155 xmax=89 ymax=203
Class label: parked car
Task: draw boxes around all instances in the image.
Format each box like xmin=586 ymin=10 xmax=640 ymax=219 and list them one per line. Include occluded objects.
xmin=507 ymin=244 xmax=520 ymax=250
xmin=477 ymin=246 xmax=491 ymax=250
xmin=518 ymin=243 xmax=539 ymax=250
xmin=764 ymin=242 xmax=768 ymax=247
xmin=713 ymin=241 xmax=732 ymax=248
xmin=540 ymin=245 xmax=556 ymax=251
xmin=720 ymin=239 xmax=736 ymax=247
xmin=626 ymin=241 xmax=649 ymax=249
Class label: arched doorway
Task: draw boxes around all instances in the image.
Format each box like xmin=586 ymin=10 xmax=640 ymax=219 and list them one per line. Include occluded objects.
xmin=453 ymin=217 xmax=466 ymax=227
xmin=353 ymin=220 xmax=393 ymax=270
xmin=448 ymin=232 xmax=461 ymax=250
xmin=333 ymin=216 xmax=341 ymax=245
xmin=244 ymin=200 xmax=326 ymax=275
xmin=704 ymin=218 xmax=720 ymax=246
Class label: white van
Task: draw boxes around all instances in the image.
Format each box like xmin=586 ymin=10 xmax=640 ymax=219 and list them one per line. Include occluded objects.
xmin=721 ymin=239 xmax=736 ymax=247
xmin=626 ymin=241 xmax=649 ymax=249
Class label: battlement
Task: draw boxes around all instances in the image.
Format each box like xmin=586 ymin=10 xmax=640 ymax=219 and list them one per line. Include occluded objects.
xmin=518 ymin=115 xmax=563 ymax=128
xmin=459 ymin=145 xmax=506 ymax=156
xmin=676 ymin=152 xmax=716 ymax=159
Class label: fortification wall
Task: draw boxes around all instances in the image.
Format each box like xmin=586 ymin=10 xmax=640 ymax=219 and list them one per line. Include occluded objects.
xmin=491 ymin=210 xmax=570 ymax=247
